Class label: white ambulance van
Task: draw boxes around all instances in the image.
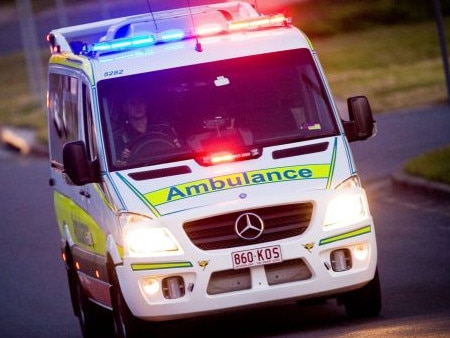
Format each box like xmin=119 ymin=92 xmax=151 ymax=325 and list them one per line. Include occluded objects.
xmin=46 ymin=1 xmax=381 ymax=337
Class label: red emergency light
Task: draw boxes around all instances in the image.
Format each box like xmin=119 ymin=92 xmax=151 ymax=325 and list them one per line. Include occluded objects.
xmin=196 ymin=148 xmax=261 ymax=166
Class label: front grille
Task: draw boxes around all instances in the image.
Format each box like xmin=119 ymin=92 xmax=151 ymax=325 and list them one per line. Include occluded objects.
xmin=183 ymin=203 xmax=313 ymax=250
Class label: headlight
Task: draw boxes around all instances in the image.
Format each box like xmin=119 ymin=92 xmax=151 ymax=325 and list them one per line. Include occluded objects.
xmin=335 ymin=175 xmax=361 ymax=189
xmin=324 ymin=176 xmax=369 ymax=227
xmin=119 ymin=213 xmax=181 ymax=256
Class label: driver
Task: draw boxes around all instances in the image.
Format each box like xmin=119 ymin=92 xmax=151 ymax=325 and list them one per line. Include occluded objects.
xmin=115 ymin=96 xmax=180 ymax=163
xmin=116 ymin=97 xmax=151 ymax=160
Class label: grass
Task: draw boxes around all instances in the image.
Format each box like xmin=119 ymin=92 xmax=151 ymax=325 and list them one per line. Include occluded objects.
xmin=404 ymin=146 xmax=450 ymax=185
xmin=311 ymin=20 xmax=450 ymax=112
xmin=0 ymin=51 xmax=48 ymax=143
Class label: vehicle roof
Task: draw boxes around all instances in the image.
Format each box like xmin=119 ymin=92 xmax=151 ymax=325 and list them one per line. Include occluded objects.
xmin=47 ymin=1 xmax=313 ymax=81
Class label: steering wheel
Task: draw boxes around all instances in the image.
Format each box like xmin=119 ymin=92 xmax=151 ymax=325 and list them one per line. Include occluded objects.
xmin=129 ymin=132 xmax=177 ymax=159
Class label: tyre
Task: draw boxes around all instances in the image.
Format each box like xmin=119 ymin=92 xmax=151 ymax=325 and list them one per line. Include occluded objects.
xmin=110 ymin=269 xmax=145 ymax=338
xmin=72 ymin=271 xmax=113 ymax=337
xmin=65 ymin=249 xmax=113 ymax=338
xmin=342 ymin=268 xmax=382 ymax=318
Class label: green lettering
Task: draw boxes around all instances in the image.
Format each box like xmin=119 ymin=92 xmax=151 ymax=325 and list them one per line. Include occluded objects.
xmin=167 ymin=187 xmax=186 ymax=201
xmin=283 ymin=169 xmax=297 ymax=179
xmin=226 ymin=176 xmax=244 ymax=187
xmin=186 ymin=183 xmax=209 ymax=196
xmin=299 ymin=168 xmax=313 ymax=178
xmin=251 ymin=173 xmax=266 ymax=183
xmin=267 ymin=171 xmax=282 ymax=182
xmin=209 ymin=178 xmax=225 ymax=190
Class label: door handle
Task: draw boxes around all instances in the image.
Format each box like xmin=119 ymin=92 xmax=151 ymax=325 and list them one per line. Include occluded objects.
xmin=79 ymin=189 xmax=91 ymax=198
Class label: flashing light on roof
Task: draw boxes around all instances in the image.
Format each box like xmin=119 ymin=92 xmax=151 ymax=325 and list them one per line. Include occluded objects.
xmin=91 ymin=34 xmax=156 ymax=53
xmin=196 ymin=23 xmax=224 ymax=37
xmin=160 ymin=29 xmax=186 ymax=42
xmin=88 ymin=30 xmax=188 ymax=54
xmin=78 ymin=11 xmax=290 ymax=56
xmin=228 ymin=13 xmax=289 ymax=31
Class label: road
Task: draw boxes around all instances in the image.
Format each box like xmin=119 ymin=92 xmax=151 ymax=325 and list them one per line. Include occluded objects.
xmin=0 ymin=105 xmax=449 ymax=337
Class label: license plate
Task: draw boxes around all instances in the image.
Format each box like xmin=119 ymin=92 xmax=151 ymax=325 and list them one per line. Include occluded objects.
xmin=232 ymin=245 xmax=282 ymax=269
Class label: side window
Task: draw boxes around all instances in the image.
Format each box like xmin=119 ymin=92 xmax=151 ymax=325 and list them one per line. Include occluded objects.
xmin=48 ymin=73 xmax=79 ymax=165
xmin=83 ymin=83 xmax=97 ymax=161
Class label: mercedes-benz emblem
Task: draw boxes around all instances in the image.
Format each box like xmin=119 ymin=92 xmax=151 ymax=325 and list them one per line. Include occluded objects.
xmin=234 ymin=213 xmax=264 ymax=240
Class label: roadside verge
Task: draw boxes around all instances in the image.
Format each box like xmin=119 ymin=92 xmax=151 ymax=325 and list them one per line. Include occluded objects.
xmin=0 ymin=125 xmax=47 ymax=157
xmin=391 ymin=168 xmax=450 ymax=197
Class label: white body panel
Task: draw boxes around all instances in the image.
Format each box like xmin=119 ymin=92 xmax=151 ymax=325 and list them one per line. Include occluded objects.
xmin=47 ymin=1 xmax=378 ymax=323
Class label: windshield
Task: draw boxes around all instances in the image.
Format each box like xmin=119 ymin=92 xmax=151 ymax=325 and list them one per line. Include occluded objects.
xmin=98 ymin=49 xmax=339 ymax=170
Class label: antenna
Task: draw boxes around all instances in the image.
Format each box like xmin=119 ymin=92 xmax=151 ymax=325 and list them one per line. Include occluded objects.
xmin=252 ymin=0 xmax=259 ymax=12
xmin=146 ymin=0 xmax=159 ymax=32
xmin=187 ymin=0 xmax=203 ymax=52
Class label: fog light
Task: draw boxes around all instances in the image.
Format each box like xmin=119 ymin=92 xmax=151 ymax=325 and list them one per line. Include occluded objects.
xmin=354 ymin=244 xmax=369 ymax=261
xmin=162 ymin=276 xmax=185 ymax=299
xmin=140 ymin=277 xmax=160 ymax=296
xmin=331 ymin=249 xmax=352 ymax=272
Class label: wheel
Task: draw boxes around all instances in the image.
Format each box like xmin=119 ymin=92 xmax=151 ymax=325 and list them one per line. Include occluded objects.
xmin=341 ymin=268 xmax=382 ymax=318
xmin=74 ymin=275 xmax=98 ymax=337
xmin=110 ymin=269 xmax=145 ymax=338
xmin=65 ymin=249 xmax=113 ymax=338
xmin=72 ymin=271 xmax=113 ymax=337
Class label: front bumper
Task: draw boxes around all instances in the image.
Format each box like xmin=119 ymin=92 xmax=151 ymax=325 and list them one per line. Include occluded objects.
xmin=117 ymin=220 xmax=377 ymax=321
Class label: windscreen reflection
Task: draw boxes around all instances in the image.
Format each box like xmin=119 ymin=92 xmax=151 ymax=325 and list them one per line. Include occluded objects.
xmin=98 ymin=49 xmax=338 ymax=170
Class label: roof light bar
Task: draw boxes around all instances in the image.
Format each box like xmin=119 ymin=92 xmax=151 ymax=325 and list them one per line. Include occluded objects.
xmin=228 ymin=14 xmax=289 ymax=31
xmin=91 ymin=34 xmax=156 ymax=53
xmin=83 ymin=13 xmax=290 ymax=55
xmin=195 ymin=23 xmax=224 ymax=37
xmin=160 ymin=29 xmax=186 ymax=42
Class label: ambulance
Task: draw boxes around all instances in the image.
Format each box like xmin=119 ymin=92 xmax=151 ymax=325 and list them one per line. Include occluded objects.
xmin=46 ymin=1 xmax=381 ymax=337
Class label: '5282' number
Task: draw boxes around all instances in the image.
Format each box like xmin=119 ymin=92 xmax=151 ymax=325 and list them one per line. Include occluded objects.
xmin=104 ymin=69 xmax=124 ymax=77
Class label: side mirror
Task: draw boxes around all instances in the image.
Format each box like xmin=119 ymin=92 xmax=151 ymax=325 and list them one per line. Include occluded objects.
xmin=63 ymin=141 xmax=100 ymax=186
xmin=343 ymin=96 xmax=376 ymax=142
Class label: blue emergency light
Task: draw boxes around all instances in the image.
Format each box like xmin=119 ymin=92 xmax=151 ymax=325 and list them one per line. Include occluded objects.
xmin=59 ymin=12 xmax=289 ymax=56
xmin=91 ymin=34 xmax=157 ymax=53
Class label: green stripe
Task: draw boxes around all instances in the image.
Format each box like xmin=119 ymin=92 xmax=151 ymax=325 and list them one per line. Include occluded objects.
xmin=319 ymin=225 xmax=371 ymax=246
xmin=131 ymin=261 xmax=193 ymax=271
xmin=326 ymin=137 xmax=338 ymax=189
xmin=93 ymin=183 xmax=114 ymax=211
xmin=53 ymin=191 xmax=107 ymax=255
xmin=49 ymin=54 xmax=95 ymax=84
xmin=116 ymin=172 xmax=161 ymax=217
